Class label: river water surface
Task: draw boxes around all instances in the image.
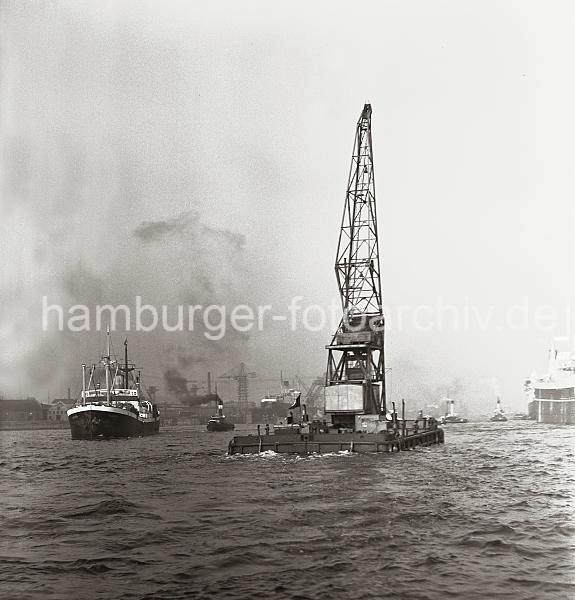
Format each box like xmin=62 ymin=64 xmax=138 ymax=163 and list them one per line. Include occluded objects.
xmin=1 ymin=422 xmax=574 ymax=599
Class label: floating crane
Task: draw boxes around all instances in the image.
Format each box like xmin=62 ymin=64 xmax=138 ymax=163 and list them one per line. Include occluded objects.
xmin=325 ymin=104 xmax=386 ymax=429
xmin=228 ymin=104 xmax=445 ymax=454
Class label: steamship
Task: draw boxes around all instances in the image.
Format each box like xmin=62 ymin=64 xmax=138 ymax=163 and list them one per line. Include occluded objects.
xmin=489 ymin=397 xmax=508 ymax=422
xmin=67 ymin=331 xmax=160 ymax=439
xmin=526 ymin=345 xmax=575 ymax=425
xmin=206 ymin=398 xmax=235 ymax=432
xmin=440 ymin=398 xmax=468 ymax=424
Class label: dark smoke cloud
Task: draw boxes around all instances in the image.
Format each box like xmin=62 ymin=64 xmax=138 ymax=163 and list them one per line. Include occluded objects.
xmin=0 ymin=0 xmax=257 ymax=399
xmin=134 ymin=210 xmax=245 ymax=252
xmin=0 ymin=4 xmax=294 ymax=403
xmin=163 ymin=368 xmax=190 ymax=397
xmin=164 ymin=367 xmax=219 ymax=406
xmin=131 ymin=209 xmax=252 ymax=393
xmin=133 ymin=212 xmax=200 ymax=243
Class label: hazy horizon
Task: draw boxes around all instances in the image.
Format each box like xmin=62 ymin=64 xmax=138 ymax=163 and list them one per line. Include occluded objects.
xmin=1 ymin=0 xmax=574 ymax=415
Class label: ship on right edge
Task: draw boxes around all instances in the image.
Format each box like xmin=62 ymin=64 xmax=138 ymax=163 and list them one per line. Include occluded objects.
xmin=525 ymin=345 xmax=575 ymax=424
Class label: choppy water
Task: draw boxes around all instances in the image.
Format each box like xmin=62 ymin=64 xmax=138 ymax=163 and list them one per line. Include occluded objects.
xmin=1 ymin=422 xmax=574 ymax=600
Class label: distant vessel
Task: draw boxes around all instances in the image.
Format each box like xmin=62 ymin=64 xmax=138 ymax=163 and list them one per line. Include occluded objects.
xmin=510 ymin=412 xmax=532 ymax=421
xmin=489 ymin=396 xmax=508 ymax=422
xmin=258 ymin=385 xmax=301 ymax=428
xmin=259 ymin=385 xmax=300 ymax=412
xmin=526 ymin=344 xmax=575 ymax=424
xmin=67 ymin=331 xmax=160 ymax=440
xmin=272 ymin=392 xmax=305 ymax=435
xmin=440 ymin=398 xmax=468 ymax=424
xmin=206 ymin=398 xmax=235 ymax=432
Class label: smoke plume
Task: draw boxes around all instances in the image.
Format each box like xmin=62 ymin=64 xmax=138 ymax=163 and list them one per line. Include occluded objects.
xmin=0 ymin=7 xmax=259 ymax=400
xmin=164 ymin=368 xmax=219 ymax=406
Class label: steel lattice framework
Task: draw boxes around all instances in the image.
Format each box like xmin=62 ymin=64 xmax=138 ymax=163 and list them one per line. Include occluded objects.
xmin=326 ymin=104 xmax=386 ymax=416
xmin=335 ymin=103 xmax=382 ymax=317
xmin=218 ymin=362 xmax=256 ymax=423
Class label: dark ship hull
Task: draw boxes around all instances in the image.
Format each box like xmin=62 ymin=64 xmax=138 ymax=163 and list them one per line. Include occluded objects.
xmin=206 ymin=418 xmax=234 ymax=432
xmin=68 ymin=406 xmax=160 ymax=440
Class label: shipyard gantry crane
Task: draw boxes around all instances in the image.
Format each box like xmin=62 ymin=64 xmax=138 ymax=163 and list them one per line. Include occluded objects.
xmin=325 ymin=104 xmax=386 ymax=428
xmin=218 ymin=362 xmax=256 ymax=422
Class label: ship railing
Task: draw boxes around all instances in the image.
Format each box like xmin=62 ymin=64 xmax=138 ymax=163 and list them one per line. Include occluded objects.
xmin=83 ymin=389 xmax=139 ymax=398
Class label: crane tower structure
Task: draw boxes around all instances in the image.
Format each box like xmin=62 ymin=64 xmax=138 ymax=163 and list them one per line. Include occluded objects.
xmin=325 ymin=104 xmax=386 ymax=428
xmin=218 ymin=362 xmax=256 ymax=422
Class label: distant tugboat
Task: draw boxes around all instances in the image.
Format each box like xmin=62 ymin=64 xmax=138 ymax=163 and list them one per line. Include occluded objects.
xmin=441 ymin=398 xmax=468 ymax=424
xmin=489 ymin=396 xmax=508 ymax=422
xmin=510 ymin=412 xmax=532 ymax=421
xmin=206 ymin=398 xmax=235 ymax=432
xmin=67 ymin=330 xmax=160 ymax=440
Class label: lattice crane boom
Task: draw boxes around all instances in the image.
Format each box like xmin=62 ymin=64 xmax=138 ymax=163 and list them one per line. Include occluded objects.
xmin=335 ymin=103 xmax=383 ymax=318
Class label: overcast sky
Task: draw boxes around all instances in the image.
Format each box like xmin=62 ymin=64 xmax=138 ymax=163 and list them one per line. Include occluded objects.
xmin=1 ymin=0 xmax=574 ymax=412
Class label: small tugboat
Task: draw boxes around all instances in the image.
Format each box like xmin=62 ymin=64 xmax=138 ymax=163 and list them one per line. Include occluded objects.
xmin=206 ymin=398 xmax=235 ymax=432
xmin=228 ymin=104 xmax=444 ymax=455
xmin=440 ymin=398 xmax=468 ymax=424
xmin=510 ymin=412 xmax=532 ymax=421
xmin=67 ymin=330 xmax=160 ymax=440
xmin=489 ymin=396 xmax=508 ymax=422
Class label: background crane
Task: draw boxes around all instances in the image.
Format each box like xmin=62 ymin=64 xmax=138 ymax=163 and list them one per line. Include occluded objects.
xmin=218 ymin=362 xmax=256 ymax=422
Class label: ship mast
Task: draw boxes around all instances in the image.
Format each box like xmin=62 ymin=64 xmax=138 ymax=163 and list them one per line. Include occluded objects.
xmin=105 ymin=327 xmax=111 ymax=404
xmin=124 ymin=339 xmax=129 ymax=389
xmin=81 ymin=363 xmax=86 ymax=405
xmin=325 ymin=104 xmax=386 ymax=423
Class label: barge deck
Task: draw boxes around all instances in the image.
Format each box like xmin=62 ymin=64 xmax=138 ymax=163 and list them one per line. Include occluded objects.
xmin=228 ymin=420 xmax=444 ymax=455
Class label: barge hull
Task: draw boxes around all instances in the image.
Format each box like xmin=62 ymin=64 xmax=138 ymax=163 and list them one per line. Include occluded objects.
xmin=228 ymin=429 xmax=444 ymax=455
